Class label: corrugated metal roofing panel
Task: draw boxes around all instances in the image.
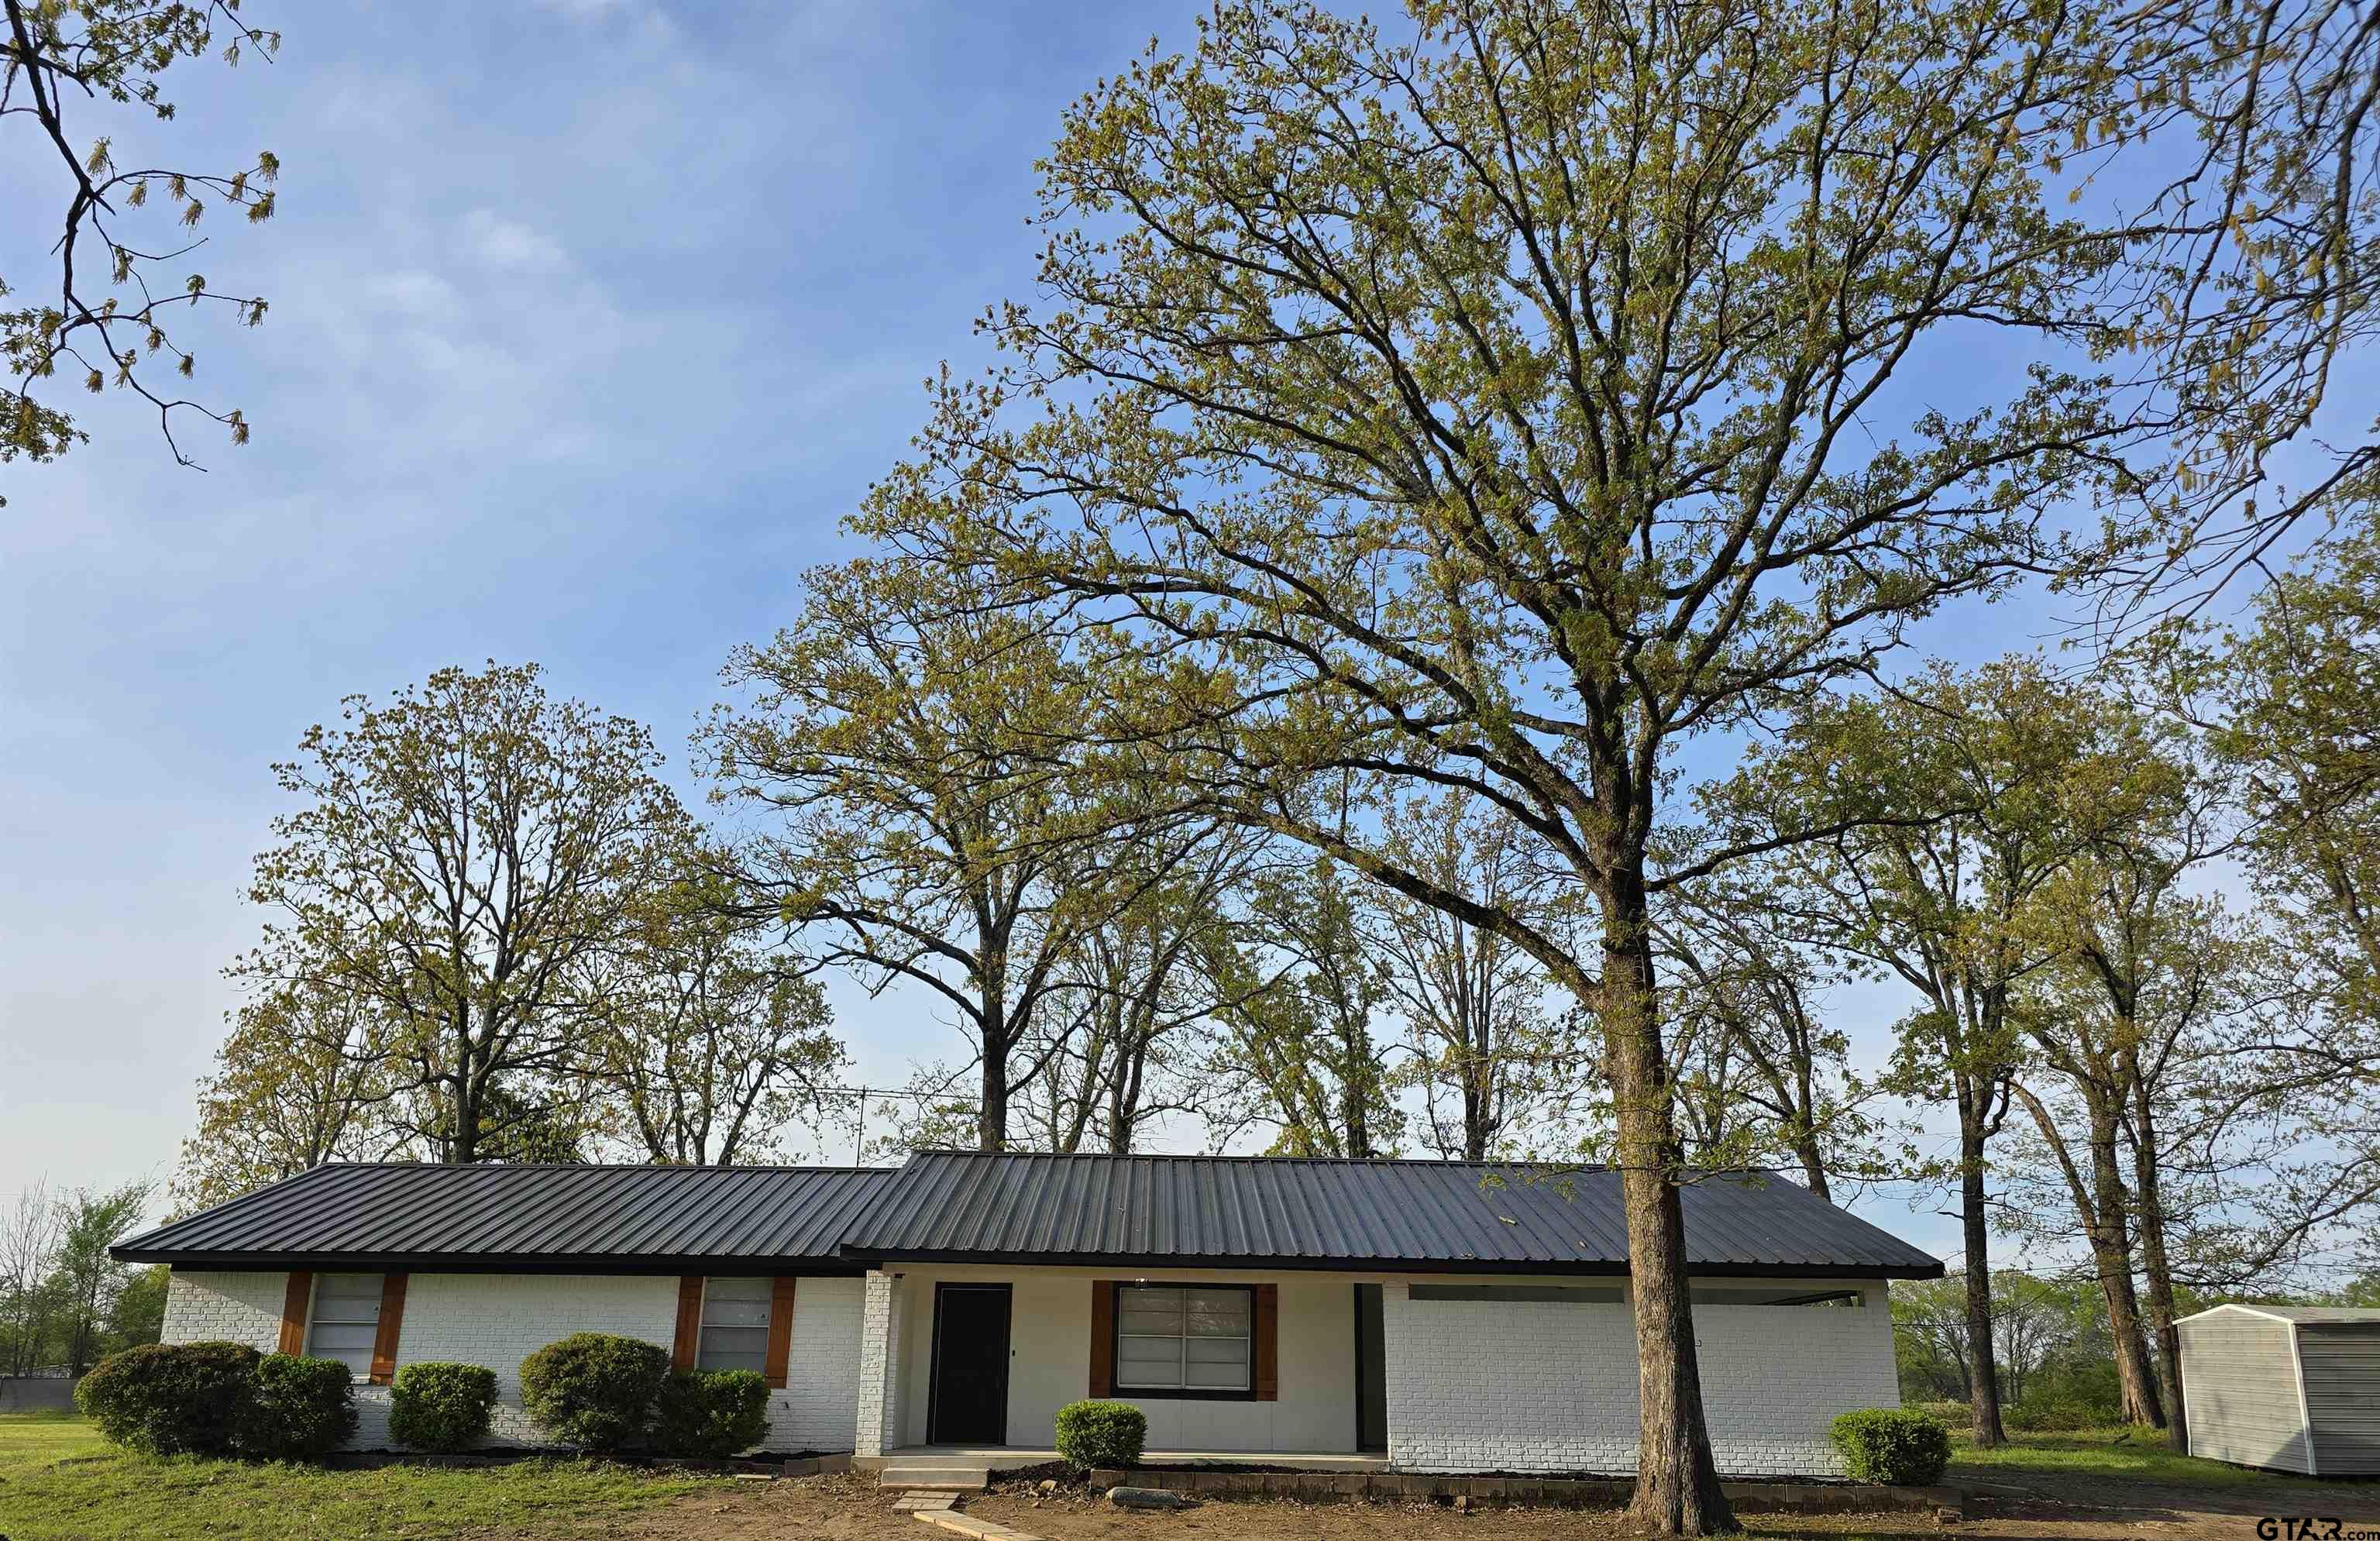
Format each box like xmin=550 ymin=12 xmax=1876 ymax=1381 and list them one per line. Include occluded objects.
xmin=114 ymin=1152 xmax=1943 ymax=1278
xmin=112 ymin=1163 xmax=896 ymax=1271
xmin=2251 ymin=1306 xmax=2380 ymax=1326
xmin=837 ymin=1152 xmax=1943 ymax=1278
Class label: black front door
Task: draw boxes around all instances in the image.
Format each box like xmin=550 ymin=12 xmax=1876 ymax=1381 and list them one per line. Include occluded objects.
xmin=928 ymin=1283 xmax=1012 ymax=1445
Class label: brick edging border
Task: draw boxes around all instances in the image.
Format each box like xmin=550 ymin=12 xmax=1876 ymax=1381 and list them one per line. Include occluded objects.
xmin=1086 ymin=1468 xmax=1964 ymax=1516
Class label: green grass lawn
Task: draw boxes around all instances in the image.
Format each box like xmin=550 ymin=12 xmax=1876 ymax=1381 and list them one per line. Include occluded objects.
xmin=0 ymin=1412 xmax=734 ymax=1541
xmin=1948 ymin=1424 xmax=2312 ymax=1491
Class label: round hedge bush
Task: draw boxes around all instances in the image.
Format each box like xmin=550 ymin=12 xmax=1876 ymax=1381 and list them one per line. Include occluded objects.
xmin=1054 ymin=1398 xmax=1146 ymax=1470
xmin=652 ymin=1368 xmax=771 ymax=1458
xmin=241 ymin=1354 xmax=358 ymax=1459
xmin=1828 ymin=1407 xmax=1952 ymax=1485
xmin=518 ymin=1332 xmax=669 ymax=1449
xmin=388 ymin=1361 xmax=500 ymax=1452
xmin=76 ymin=1340 xmax=262 ymax=1457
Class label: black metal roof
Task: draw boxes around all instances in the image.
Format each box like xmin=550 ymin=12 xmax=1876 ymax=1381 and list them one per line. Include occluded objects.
xmin=112 ymin=1162 xmax=894 ymax=1274
xmin=116 ymin=1152 xmax=1942 ymax=1279
xmin=837 ymin=1151 xmax=1945 ymax=1278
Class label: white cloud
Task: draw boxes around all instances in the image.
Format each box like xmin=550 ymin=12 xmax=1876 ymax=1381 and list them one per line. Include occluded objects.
xmin=459 ymin=208 xmax=568 ymax=272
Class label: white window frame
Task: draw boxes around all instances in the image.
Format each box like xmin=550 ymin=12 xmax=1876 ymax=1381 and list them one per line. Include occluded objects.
xmin=305 ymin=1273 xmax=383 ymax=1381
xmin=1113 ymin=1284 xmax=1254 ymax=1396
xmin=695 ymin=1277 xmax=775 ymax=1375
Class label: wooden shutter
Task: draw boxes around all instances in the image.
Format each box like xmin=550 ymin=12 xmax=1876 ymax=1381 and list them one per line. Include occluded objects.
xmin=1252 ymin=1283 xmax=1278 ymax=1401
xmin=672 ymin=1276 xmax=704 ymax=1372
xmin=763 ymin=1277 xmax=798 ymax=1388
xmin=1089 ymin=1281 xmax=1116 ymax=1397
xmin=367 ymin=1273 xmax=408 ymax=1385
xmin=277 ymin=1271 xmax=312 ymax=1357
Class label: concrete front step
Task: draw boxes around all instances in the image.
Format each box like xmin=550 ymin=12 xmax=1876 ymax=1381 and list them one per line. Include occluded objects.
xmin=879 ymin=1467 xmax=991 ymax=1493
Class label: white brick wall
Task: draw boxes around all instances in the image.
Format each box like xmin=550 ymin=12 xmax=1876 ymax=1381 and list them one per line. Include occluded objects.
xmin=349 ymin=1273 xmax=679 ymax=1449
xmin=161 ymin=1268 xmax=865 ymax=1454
xmin=1381 ymin=1281 xmax=1899 ymax=1477
xmin=765 ymin=1275 xmax=863 ymax=1453
xmin=853 ymin=1271 xmax=904 ymax=1457
xmin=160 ymin=1271 xmax=286 ymax=1352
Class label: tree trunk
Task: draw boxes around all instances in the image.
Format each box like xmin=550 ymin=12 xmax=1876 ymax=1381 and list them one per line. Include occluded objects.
xmin=1794 ymin=1133 xmax=1831 ymax=1204
xmin=1602 ymin=869 xmax=1734 ymax=1536
xmin=2129 ymin=1071 xmax=2186 ymax=1450
xmin=1340 ymin=1013 xmax=1374 ymax=1159
xmin=1463 ymin=1039 xmax=1491 ymax=1161
xmin=2085 ymin=1106 xmax=2165 ymax=1429
xmin=1954 ymin=1075 xmax=2009 ymax=1446
xmin=977 ymin=1045 xmax=1009 ymax=1152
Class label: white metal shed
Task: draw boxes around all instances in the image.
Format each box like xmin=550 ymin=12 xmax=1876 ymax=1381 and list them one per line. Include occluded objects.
xmin=2177 ymin=1304 xmax=2380 ymax=1475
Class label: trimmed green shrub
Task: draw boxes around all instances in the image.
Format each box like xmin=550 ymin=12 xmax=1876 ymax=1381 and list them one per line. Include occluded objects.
xmin=518 ymin=1332 xmax=669 ymax=1449
xmin=1829 ymin=1407 xmax=1952 ymax=1485
xmin=76 ymin=1340 xmax=261 ymax=1457
xmin=387 ymin=1361 xmax=500 ymax=1452
xmin=1054 ymin=1399 xmax=1146 ymax=1470
xmin=241 ymin=1354 xmax=357 ymax=1458
xmin=652 ymin=1369 xmax=771 ymax=1458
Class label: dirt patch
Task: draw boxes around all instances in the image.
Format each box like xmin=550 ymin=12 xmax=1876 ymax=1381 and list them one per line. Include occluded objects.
xmin=548 ymin=1468 xmax=2380 ymax=1541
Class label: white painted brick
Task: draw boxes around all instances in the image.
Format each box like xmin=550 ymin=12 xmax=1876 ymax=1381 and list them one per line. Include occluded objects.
xmin=1380 ymin=1280 xmax=1900 ymax=1477
xmin=160 ymin=1271 xmax=285 ymax=1351
xmin=162 ymin=1268 xmax=864 ymax=1455
xmin=853 ymin=1270 xmax=904 ymax=1458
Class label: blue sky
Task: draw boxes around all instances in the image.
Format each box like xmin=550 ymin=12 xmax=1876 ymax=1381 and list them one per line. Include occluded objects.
xmin=0 ymin=0 xmax=1193 ymax=1203
xmin=0 ymin=0 xmax=2340 ymax=1276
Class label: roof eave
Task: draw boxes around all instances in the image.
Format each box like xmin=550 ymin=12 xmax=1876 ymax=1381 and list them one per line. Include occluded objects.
xmin=113 ymin=1247 xmax=870 ymax=1277
xmin=836 ymin=1244 xmax=1941 ymax=1280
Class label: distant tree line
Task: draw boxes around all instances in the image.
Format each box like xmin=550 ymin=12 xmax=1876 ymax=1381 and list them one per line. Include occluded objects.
xmin=0 ymin=1181 xmax=164 ymax=1378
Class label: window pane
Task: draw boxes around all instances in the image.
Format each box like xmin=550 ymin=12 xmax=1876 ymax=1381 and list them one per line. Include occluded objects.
xmin=700 ymin=1325 xmax=768 ymax=1354
xmin=1117 ymin=1288 xmax=1183 ymax=1334
xmin=308 ymin=1273 xmax=383 ymax=1374
xmin=1116 ymin=1337 xmax=1184 ymax=1388
xmin=703 ymin=1296 xmax=772 ymax=1328
xmin=309 ymin=1323 xmax=377 ymax=1355
xmin=1186 ymin=1354 xmax=1249 ymax=1389
xmin=313 ymin=1274 xmax=382 ymax=1319
xmin=1185 ymin=1306 xmax=1250 ymax=1336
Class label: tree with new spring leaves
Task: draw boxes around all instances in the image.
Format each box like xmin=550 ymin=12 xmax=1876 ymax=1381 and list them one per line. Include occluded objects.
xmin=175 ymin=980 xmax=403 ymax=1212
xmin=859 ymin=0 xmax=2162 ymax=1523
xmin=237 ymin=662 xmax=691 ymax=1164
xmin=585 ymin=861 xmax=848 ymax=1167
xmin=2079 ymin=0 xmax=2380 ymax=615
xmin=2 ymin=0 xmax=280 ymax=499
xmin=707 ymin=556 xmax=1201 ymax=1153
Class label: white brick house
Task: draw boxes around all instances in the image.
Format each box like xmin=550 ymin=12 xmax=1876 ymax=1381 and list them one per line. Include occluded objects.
xmin=119 ymin=1153 xmax=1932 ymax=1475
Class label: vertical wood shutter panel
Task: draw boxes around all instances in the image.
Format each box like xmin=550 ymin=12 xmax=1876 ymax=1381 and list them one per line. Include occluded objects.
xmin=1089 ymin=1281 xmax=1116 ymax=1398
xmin=1253 ymin=1284 xmax=1278 ymax=1401
xmin=367 ymin=1273 xmax=408 ymax=1385
xmin=763 ymin=1277 xmax=798 ymax=1388
xmin=672 ymin=1277 xmax=704 ymax=1372
xmin=277 ymin=1271 xmax=312 ymax=1357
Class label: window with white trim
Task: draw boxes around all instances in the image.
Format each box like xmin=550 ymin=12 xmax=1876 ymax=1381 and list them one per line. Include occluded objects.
xmin=306 ymin=1274 xmax=383 ymax=1379
xmin=1114 ymin=1285 xmax=1252 ymax=1393
xmin=1690 ymin=1286 xmax=1864 ymax=1307
xmin=696 ymin=1278 xmax=773 ymax=1374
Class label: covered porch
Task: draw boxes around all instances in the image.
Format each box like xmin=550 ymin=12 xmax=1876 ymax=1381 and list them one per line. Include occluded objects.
xmin=861 ymin=1447 xmax=1391 ymax=1474
xmin=854 ymin=1264 xmax=1388 ymax=1460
